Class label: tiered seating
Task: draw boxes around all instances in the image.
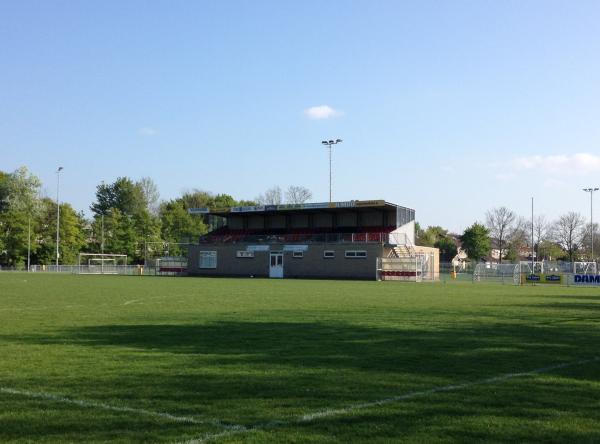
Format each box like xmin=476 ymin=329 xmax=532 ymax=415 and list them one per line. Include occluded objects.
xmin=200 ymin=226 xmax=397 ymax=243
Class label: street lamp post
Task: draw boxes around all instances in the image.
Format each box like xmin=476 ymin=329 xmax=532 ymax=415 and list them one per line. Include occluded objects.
xmin=583 ymin=187 xmax=599 ymax=264
xmin=321 ymin=139 xmax=343 ymax=203
xmin=56 ymin=167 xmax=63 ymax=268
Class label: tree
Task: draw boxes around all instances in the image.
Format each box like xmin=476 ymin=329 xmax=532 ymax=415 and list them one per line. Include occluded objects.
xmin=90 ymin=177 xmax=145 ymax=217
xmin=0 ymin=209 xmax=29 ymax=267
xmin=538 ymin=240 xmax=565 ymax=261
xmin=581 ymin=222 xmax=600 ymax=261
xmin=285 ymin=186 xmax=312 ymax=204
xmin=0 ymin=171 xmax=11 ymax=213
xmin=256 ymin=186 xmax=282 ymax=205
xmin=137 ymin=177 xmax=160 ymax=215
xmin=486 ymin=207 xmax=516 ymax=263
xmin=89 ymin=177 xmax=163 ymax=263
xmin=435 ymin=236 xmax=458 ymax=262
xmin=7 ymin=167 xmax=41 ymax=211
xmin=179 ymin=189 xmax=215 ymax=210
xmin=159 ymin=200 xmax=208 ymax=256
xmin=461 ymin=223 xmax=491 ymax=261
xmin=0 ymin=167 xmax=42 ymax=267
xmin=34 ymin=198 xmax=86 ymax=265
xmin=503 ymin=217 xmax=529 ymax=262
xmin=531 ymin=215 xmax=549 ymax=260
xmin=417 ymin=225 xmax=447 ymax=247
xmin=552 ymin=212 xmax=585 ymax=262
xmin=211 ymin=194 xmax=236 ymax=209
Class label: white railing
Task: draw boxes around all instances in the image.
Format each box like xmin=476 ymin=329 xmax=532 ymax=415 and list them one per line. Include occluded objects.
xmin=29 ymin=265 xmax=155 ymax=275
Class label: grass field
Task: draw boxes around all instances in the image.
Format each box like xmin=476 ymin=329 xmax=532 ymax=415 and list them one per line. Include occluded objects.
xmin=1 ymin=273 xmax=599 ymax=443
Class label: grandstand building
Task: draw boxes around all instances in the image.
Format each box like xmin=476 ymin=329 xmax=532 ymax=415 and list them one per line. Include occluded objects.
xmin=187 ymin=200 xmax=438 ymax=280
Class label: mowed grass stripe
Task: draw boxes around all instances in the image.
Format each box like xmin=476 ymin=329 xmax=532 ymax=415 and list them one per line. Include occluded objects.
xmin=0 ymin=386 xmax=243 ymax=430
xmin=178 ymin=356 xmax=600 ymax=443
xmin=1 ymin=273 xmax=599 ymax=443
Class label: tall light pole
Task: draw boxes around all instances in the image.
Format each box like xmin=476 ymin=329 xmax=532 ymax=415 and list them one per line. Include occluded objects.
xmin=27 ymin=216 xmax=31 ymax=272
xmin=56 ymin=167 xmax=63 ymax=267
xmin=321 ymin=139 xmax=342 ymax=203
xmin=531 ymin=197 xmax=534 ymax=273
xmin=583 ymin=187 xmax=599 ymax=263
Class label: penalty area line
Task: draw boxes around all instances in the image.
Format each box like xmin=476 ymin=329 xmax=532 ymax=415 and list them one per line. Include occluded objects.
xmin=0 ymin=386 xmax=244 ymax=432
xmin=178 ymin=356 xmax=600 ymax=443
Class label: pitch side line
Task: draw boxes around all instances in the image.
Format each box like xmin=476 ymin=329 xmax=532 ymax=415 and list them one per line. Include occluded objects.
xmin=178 ymin=356 xmax=600 ymax=443
xmin=0 ymin=387 xmax=243 ymax=432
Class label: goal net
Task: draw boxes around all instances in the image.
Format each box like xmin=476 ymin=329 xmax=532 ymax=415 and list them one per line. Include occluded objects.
xmin=574 ymin=262 xmax=598 ymax=274
xmin=473 ymin=263 xmax=520 ymax=285
xmin=519 ymin=261 xmax=544 ymax=274
xmin=78 ymin=253 xmax=128 ymax=274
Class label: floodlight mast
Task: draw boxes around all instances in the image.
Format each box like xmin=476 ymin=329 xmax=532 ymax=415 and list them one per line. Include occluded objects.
xmin=321 ymin=139 xmax=343 ymax=203
xmin=583 ymin=187 xmax=599 ymax=262
xmin=56 ymin=167 xmax=63 ymax=267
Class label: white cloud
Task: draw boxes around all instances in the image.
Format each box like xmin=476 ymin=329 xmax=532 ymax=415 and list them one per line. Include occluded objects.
xmin=138 ymin=127 xmax=158 ymax=136
xmin=513 ymin=153 xmax=600 ymax=175
xmin=304 ymin=105 xmax=342 ymax=120
xmin=543 ymin=178 xmax=566 ymax=188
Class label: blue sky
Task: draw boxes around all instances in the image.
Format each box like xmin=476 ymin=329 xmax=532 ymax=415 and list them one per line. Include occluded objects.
xmin=1 ymin=0 xmax=600 ymax=232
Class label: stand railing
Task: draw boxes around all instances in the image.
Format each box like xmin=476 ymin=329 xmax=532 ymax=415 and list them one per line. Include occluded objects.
xmin=200 ymin=231 xmax=408 ymax=245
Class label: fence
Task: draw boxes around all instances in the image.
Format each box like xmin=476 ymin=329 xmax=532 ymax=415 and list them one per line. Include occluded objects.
xmin=377 ymin=253 xmax=436 ymax=282
xmin=28 ymin=265 xmax=158 ymax=276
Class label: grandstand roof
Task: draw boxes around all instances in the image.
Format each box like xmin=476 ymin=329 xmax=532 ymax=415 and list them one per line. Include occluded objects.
xmin=188 ymin=199 xmax=411 ymax=217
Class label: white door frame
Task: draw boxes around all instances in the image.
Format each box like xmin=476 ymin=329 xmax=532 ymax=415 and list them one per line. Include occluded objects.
xmin=269 ymin=252 xmax=284 ymax=278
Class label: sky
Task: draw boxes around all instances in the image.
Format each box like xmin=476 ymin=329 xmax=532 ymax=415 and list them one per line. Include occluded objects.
xmin=1 ymin=0 xmax=600 ymax=233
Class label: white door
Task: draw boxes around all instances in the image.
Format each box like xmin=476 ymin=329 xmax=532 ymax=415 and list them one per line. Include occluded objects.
xmin=269 ymin=252 xmax=284 ymax=278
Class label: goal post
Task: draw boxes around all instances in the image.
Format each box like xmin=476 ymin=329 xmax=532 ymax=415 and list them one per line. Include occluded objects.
xmin=473 ymin=263 xmax=520 ymax=285
xmin=573 ymin=262 xmax=598 ymax=275
xmin=78 ymin=253 xmax=128 ymax=274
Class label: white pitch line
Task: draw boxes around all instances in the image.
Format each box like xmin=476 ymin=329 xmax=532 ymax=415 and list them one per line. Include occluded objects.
xmin=299 ymin=356 xmax=600 ymax=422
xmin=122 ymin=299 xmax=142 ymax=305
xmin=0 ymin=387 xmax=243 ymax=431
xmin=179 ymin=356 xmax=600 ymax=443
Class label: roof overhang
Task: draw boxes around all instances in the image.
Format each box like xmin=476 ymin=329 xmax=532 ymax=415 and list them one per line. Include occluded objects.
xmin=188 ymin=200 xmax=411 ymax=217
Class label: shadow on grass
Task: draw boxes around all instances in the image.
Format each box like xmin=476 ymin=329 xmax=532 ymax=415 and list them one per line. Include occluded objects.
xmin=533 ymin=302 xmax=600 ymax=311
xmin=4 ymin=319 xmax=600 ymax=378
xmin=2 ymin=319 xmax=600 ymax=442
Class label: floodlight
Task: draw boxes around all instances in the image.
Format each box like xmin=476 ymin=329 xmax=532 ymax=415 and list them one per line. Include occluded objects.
xmin=320 ymin=138 xmax=343 ymax=203
xmin=583 ymin=187 xmax=600 ymax=262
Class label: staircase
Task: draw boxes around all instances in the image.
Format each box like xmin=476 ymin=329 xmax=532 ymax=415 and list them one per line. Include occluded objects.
xmin=388 ymin=244 xmax=416 ymax=258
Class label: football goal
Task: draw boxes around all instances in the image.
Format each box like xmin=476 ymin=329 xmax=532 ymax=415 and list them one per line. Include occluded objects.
xmin=473 ymin=263 xmax=520 ymax=285
xmin=78 ymin=253 xmax=128 ymax=274
xmin=519 ymin=261 xmax=544 ymax=274
xmin=573 ymin=261 xmax=597 ymax=274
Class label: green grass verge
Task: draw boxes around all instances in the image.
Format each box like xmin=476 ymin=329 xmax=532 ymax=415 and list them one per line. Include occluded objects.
xmin=1 ymin=273 xmax=599 ymax=443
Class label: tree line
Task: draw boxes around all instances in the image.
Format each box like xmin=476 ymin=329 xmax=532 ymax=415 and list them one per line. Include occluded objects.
xmin=0 ymin=167 xmax=312 ymax=267
xmin=2 ymin=166 xmax=595 ymax=267
xmin=418 ymin=206 xmax=599 ymax=263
